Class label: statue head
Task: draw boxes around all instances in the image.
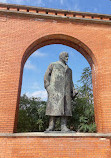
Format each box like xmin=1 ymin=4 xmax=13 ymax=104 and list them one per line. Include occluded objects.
xmin=59 ymin=52 xmax=69 ymax=64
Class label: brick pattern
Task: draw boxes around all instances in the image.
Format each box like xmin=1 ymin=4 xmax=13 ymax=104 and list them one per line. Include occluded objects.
xmin=0 ymin=136 xmax=110 ymax=158
xmin=0 ymin=3 xmax=111 ymax=134
xmin=0 ymin=3 xmax=111 ymax=158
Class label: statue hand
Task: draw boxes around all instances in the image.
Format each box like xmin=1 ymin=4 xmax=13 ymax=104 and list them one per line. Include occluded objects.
xmin=72 ymin=90 xmax=78 ymax=99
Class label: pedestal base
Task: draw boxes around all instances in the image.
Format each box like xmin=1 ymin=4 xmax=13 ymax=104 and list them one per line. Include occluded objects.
xmin=0 ymin=132 xmax=111 ymax=158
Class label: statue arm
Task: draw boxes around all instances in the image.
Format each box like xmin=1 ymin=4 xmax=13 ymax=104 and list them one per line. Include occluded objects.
xmin=44 ymin=63 xmax=53 ymax=89
xmin=71 ymin=70 xmax=78 ymax=99
xmin=71 ymin=81 xmax=78 ymax=99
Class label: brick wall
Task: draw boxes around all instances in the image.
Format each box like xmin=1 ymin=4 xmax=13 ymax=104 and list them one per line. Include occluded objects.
xmin=0 ymin=133 xmax=111 ymax=158
xmin=0 ymin=4 xmax=111 ymax=133
xmin=0 ymin=3 xmax=111 ymax=158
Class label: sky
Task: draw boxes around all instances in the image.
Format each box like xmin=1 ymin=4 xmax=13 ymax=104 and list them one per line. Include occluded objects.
xmin=0 ymin=0 xmax=111 ymax=14
xmin=0 ymin=0 xmax=111 ymax=100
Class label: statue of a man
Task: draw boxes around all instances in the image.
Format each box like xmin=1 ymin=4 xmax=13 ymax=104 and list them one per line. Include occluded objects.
xmin=44 ymin=52 xmax=78 ymax=132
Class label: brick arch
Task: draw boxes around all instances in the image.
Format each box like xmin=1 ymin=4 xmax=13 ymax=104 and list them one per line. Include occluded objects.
xmin=22 ymin=34 xmax=97 ymax=68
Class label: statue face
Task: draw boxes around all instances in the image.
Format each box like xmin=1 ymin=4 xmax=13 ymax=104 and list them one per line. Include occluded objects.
xmin=62 ymin=54 xmax=69 ymax=63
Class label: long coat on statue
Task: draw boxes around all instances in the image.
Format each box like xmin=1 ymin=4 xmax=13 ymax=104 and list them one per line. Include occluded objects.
xmin=44 ymin=61 xmax=76 ymax=116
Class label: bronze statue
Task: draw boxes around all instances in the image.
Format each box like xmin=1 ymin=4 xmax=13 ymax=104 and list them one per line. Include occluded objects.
xmin=44 ymin=52 xmax=78 ymax=132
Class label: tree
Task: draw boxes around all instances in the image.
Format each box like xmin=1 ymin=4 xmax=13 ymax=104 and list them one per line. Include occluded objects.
xmin=17 ymin=94 xmax=48 ymax=132
xmin=68 ymin=67 xmax=96 ymax=132
xmin=17 ymin=67 xmax=96 ymax=133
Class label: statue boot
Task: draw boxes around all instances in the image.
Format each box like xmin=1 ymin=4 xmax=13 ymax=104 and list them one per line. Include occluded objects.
xmin=46 ymin=116 xmax=55 ymax=131
xmin=61 ymin=116 xmax=70 ymax=132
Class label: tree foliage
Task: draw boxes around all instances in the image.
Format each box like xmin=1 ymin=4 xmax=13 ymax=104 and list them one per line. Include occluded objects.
xmin=69 ymin=67 xmax=96 ymax=132
xmin=17 ymin=95 xmax=48 ymax=132
xmin=17 ymin=67 xmax=96 ymax=133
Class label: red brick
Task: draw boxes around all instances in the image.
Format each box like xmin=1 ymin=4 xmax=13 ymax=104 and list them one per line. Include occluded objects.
xmin=0 ymin=4 xmax=111 ymax=135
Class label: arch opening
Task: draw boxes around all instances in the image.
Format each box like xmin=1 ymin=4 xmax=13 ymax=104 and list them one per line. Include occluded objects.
xmin=15 ymin=34 xmax=98 ymax=132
